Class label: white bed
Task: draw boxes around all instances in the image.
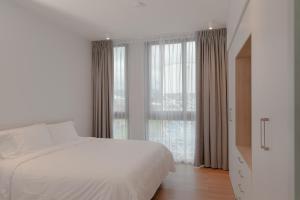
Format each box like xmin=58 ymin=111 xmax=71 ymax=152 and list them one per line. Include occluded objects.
xmin=0 ymin=123 xmax=175 ymax=200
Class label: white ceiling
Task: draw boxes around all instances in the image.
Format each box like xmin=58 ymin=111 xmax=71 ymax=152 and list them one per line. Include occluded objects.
xmin=13 ymin=0 xmax=229 ymax=40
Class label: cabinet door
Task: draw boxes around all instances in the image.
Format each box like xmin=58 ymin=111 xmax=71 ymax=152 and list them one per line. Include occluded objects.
xmin=228 ymin=46 xmax=239 ymax=199
xmin=251 ymin=0 xmax=294 ymax=199
xmin=228 ymin=16 xmax=251 ymax=199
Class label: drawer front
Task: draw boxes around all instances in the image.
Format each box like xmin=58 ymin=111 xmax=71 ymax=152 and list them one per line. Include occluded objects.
xmin=235 ymin=178 xmax=249 ymax=200
xmin=235 ymin=155 xmax=252 ymax=200
xmin=237 ymin=182 xmax=246 ymax=197
xmin=231 ymin=150 xmax=252 ymax=200
xmin=236 ymin=155 xmax=251 ymax=179
xmin=235 ymin=182 xmax=246 ymax=200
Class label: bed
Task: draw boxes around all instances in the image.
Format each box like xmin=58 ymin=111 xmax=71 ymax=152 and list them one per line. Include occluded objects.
xmin=0 ymin=122 xmax=175 ymax=200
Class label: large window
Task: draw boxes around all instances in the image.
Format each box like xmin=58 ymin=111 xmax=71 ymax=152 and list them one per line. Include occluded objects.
xmin=147 ymin=40 xmax=196 ymax=163
xmin=113 ymin=46 xmax=128 ymax=139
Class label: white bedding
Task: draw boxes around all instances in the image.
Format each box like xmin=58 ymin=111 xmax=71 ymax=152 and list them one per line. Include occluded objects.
xmin=0 ymin=138 xmax=175 ymax=200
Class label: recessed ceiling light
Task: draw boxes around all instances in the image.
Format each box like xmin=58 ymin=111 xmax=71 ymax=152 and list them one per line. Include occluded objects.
xmin=106 ymin=37 xmax=110 ymax=40
xmin=208 ymin=21 xmax=214 ymax=30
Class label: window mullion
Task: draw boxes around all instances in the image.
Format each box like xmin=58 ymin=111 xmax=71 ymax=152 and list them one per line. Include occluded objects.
xmin=124 ymin=45 xmax=129 ymax=120
xmin=182 ymin=42 xmax=187 ymax=114
xmin=160 ymin=43 xmax=165 ymax=113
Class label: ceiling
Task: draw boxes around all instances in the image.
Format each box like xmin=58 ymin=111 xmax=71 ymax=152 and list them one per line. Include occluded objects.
xmin=13 ymin=0 xmax=229 ymax=40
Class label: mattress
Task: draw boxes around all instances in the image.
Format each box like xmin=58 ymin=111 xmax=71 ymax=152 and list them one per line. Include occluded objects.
xmin=0 ymin=138 xmax=175 ymax=200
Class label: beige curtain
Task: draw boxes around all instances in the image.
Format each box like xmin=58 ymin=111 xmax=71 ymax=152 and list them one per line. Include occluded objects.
xmin=194 ymin=29 xmax=228 ymax=170
xmin=92 ymin=40 xmax=113 ymax=138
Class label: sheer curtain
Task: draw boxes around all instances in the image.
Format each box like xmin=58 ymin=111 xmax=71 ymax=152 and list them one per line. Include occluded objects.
xmin=145 ymin=37 xmax=196 ymax=163
xmin=113 ymin=46 xmax=128 ymax=139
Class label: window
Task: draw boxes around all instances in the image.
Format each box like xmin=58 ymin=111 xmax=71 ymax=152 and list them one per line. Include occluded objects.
xmin=146 ymin=40 xmax=196 ymax=163
xmin=113 ymin=46 xmax=128 ymax=139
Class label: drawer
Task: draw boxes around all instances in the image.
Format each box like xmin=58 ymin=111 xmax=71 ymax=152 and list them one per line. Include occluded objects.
xmin=236 ymin=165 xmax=250 ymax=181
xmin=236 ymin=155 xmax=251 ymax=179
xmin=237 ymin=182 xmax=246 ymax=196
xmin=230 ymin=151 xmax=252 ymax=200
xmin=234 ymin=183 xmax=245 ymax=200
xmin=235 ymin=156 xmax=252 ymax=200
xmin=236 ymin=172 xmax=252 ymax=200
xmin=236 ymin=155 xmax=246 ymax=166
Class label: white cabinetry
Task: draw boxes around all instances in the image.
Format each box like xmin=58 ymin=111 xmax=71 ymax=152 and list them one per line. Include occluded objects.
xmin=227 ymin=0 xmax=294 ymax=200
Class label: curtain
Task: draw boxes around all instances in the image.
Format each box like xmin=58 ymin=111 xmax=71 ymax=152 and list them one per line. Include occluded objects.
xmin=113 ymin=46 xmax=129 ymax=139
xmin=92 ymin=40 xmax=113 ymax=138
xmin=145 ymin=37 xmax=196 ymax=164
xmin=194 ymin=28 xmax=228 ymax=170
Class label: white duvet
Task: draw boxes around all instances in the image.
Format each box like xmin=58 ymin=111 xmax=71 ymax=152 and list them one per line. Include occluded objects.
xmin=0 ymin=138 xmax=175 ymax=200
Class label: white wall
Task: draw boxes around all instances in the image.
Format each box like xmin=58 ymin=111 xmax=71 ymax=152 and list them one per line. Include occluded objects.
xmin=0 ymin=0 xmax=92 ymax=137
xmin=296 ymin=0 xmax=300 ymax=198
xmin=227 ymin=0 xmax=249 ymax=49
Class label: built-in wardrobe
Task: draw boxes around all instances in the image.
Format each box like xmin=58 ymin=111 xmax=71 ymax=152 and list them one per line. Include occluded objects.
xmin=227 ymin=0 xmax=294 ymax=199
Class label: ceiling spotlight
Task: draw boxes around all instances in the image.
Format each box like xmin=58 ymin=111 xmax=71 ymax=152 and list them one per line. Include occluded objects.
xmin=208 ymin=21 xmax=214 ymax=30
xmin=106 ymin=37 xmax=110 ymax=40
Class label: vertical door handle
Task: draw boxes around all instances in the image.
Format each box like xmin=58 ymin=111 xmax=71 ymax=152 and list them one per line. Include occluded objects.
xmin=260 ymin=118 xmax=270 ymax=151
xmin=260 ymin=118 xmax=264 ymax=149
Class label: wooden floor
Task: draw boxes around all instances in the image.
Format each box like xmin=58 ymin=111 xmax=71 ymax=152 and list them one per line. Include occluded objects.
xmin=152 ymin=164 xmax=235 ymax=200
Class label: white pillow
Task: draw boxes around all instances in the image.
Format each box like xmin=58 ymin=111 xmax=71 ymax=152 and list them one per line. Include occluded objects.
xmin=0 ymin=124 xmax=53 ymax=159
xmin=47 ymin=121 xmax=79 ymax=145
